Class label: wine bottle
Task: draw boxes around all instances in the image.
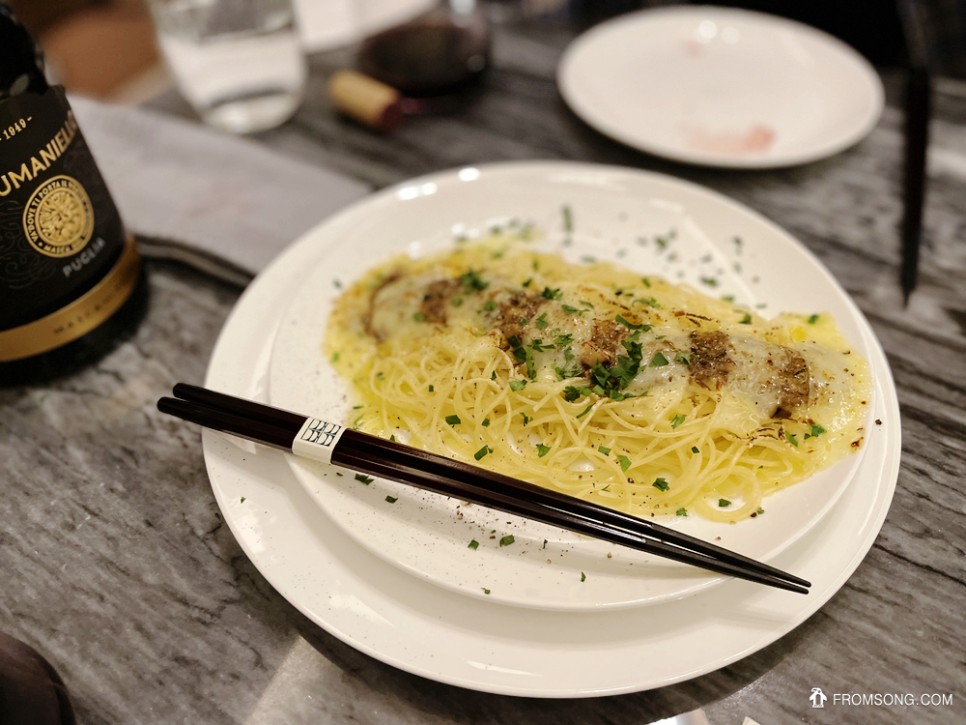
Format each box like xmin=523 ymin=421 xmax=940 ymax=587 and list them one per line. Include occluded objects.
xmin=0 ymin=2 xmax=146 ymax=384
xmin=0 ymin=3 xmax=47 ymax=98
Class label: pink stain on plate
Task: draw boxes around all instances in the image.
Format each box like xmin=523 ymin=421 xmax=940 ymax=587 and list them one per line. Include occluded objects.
xmin=682 ymin=39 xmax=704 ymax=57
xmin=682 ymin=123 xmax=777 ymax=155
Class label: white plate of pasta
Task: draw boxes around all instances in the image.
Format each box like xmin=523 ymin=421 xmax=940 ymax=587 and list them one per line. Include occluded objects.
xmin=267 ymin=162 xmax=875 ymax=611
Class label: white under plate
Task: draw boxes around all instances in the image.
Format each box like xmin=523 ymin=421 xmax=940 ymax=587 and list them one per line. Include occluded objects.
xmin=201 ymin=162 xmax=900 ymax=696
xmin=267 ymin=162 xmax=874 ymax=611
xmin=557 ymin=6 xmax=884 ymax=168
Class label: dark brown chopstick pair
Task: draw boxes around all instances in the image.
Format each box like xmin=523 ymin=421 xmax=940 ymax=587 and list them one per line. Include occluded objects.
xmin=158 ymin=383 xmax=811 ymax=594
xmin=897 ymin=0 xmax=933 ymax=305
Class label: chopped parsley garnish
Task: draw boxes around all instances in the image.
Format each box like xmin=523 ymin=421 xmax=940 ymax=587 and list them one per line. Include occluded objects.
xmin=671 ymin=414 xmax=686 ymax=428
xmin=807 ymin=313 xmax=820 ymax=324
xmin=617 ymin=455 xmax=632 ymax=472
xmin=413 ymin=311 xmax=426 ymax=322
xmin=561 ymin=303 xmax=584 ymax=314
xmin=499 ymin=534 xmax=515 ymax=547
xmin=649 ymin=351 xmax=670 ymax=367
xmin=691 ymin=446 xmax=700 ymax=454
xmin=542 ymin=286 xmax=563 ymax=300
xmin=385 ymin=495 xmax=398 ymax=504
xmin=652 ymin=477 xmax=669 ymax=491
xmin=354 ymin=474 xmax=373 ymax=485
xmin=535 ymin=312 xmax=549 ymax=329
xmin=536 ymin=443 xmax=551 ymax=457
xmin=483 ymin=588 xmax=491 ymax=595
xmin=598 ymin=445 xmax=611 ymax=456
xmin=509 ymin=379 xmax=527 ymax=391
xmin=580 ymin=571 xmax=587 ymax=582
xmin=520 ymin=412 xmax=531 ymax=426
xmin=555 ymin=364 xmax=582 ymax=381
xmin=482 ymin=418 xmax=490 ymax=427
xmin=563 ymin=385 xmax=591 ymax=401
xmin=787 ymin=433 xmax=799 ymax=447
xmin=508 ymin=335 xmax=536 ymax=379
xmin=655 ymin=231 xmax=674 ymax=250
xmin=460 ymin=269 xmax=488 ymax=291
xmin=589 ymin=339 xmax=643 ymax=397
xmin=562 ymin=204 xmax=574 ymax=232
xmin=428 ymin=384 xmax=435 ymax=392
xmin=701 ymin=276 xmax=719 ymax=287
xmin=444 ymin=414 xmax=461 ymax=426
xmin=739 ymin=312 xmax=753 ymax=324
xmin=805 ymin=423 xmax=827 ymax=439
xmin=676 ymin=507 xmax=688 ymax=517
xmin=674 ymin=352 xmax=691 ymax=366
xmin=576 ymin=404 xmax=594 ymax=419
xmin=240 ymin=496 xmax=246 ymax=503
xmin=554 ymin=332 xmax=574 ymax=348
xmin=468 ymin=539 xmax=480 ymax=550
xmin=474 ymin=445 xmax=492 ymax=460
xmin=718 ymin=498 xmax=731 ymax=507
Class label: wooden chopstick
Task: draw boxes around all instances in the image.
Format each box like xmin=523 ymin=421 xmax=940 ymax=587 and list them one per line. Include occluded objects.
xmin=159 ymin=384 xmax=811 ymax=594
xmin=900 ymin=64 xmax=930 ymax=305
xmin=897 ymin=0 xmax=932 ymax=306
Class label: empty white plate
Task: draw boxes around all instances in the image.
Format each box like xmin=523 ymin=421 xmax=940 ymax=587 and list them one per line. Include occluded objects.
xmin=557 ymin=6 xmax=884 ymax=168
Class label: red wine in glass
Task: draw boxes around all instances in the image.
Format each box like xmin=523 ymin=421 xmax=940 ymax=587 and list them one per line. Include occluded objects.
xmin=358 ymin=3 xmax=490 ymax=98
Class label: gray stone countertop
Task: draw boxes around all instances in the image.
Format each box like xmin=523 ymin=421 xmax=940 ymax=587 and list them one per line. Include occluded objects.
xmin=2 ymin=7 xmax=964 ymax=725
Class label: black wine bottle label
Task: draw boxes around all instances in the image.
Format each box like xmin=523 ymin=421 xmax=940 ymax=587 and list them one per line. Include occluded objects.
xmin=0 ymin=85 xmax=140 ymax=362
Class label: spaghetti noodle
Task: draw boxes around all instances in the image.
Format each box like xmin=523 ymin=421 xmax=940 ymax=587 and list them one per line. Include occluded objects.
xmin=325 ymin=234 xmax=870 ymax=522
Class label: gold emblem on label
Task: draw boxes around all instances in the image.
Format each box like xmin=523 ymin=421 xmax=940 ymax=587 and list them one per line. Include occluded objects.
xmin=22 ymin=175 xmax=95 ymax=258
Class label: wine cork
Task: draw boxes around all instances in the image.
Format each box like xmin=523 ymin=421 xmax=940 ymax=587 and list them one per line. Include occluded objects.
xmin=328 ymin=70 xmax=404 ymax=132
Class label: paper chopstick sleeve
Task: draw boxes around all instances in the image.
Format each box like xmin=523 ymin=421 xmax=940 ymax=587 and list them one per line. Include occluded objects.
xmin=292 ymin=417 xmax=346 ymax=464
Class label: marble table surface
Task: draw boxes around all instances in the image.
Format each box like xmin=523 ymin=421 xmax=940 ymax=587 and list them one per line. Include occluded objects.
xmin=2 ymin=6 xmax=964 ymax=725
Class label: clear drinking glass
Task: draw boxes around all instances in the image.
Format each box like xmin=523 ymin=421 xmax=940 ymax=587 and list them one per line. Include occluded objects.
xmin=148 ymin=0 xmax=307 ymax=133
